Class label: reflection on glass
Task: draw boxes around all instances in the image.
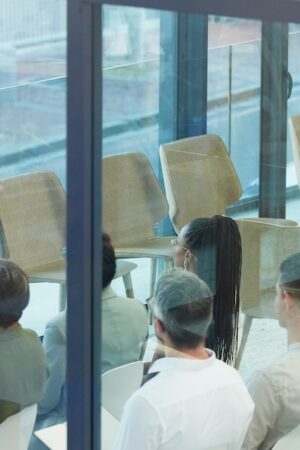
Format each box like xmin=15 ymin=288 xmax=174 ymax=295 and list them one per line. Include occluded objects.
xmin=102 ymin=6 xmax=160 ymax=172
xmin=0 ymin=0 xmax=67 ymax=448
xmin=287 ymin=27 xmax=300 ymax=191
xmin=208 ymin=17 xmax=261 ymax=200
xmin=101 ymin=5 xmax=300 ymax=450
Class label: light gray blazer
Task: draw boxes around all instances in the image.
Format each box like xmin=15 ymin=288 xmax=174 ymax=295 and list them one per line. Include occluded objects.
xmin=101 ymin=285 xmax=148 ymax=373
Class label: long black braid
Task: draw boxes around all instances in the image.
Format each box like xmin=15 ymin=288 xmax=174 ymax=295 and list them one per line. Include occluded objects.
xmin=183 ymin=215 xmax=241 ymax=364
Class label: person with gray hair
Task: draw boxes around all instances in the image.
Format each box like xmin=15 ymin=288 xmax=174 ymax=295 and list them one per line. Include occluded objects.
xmin=113 ymin=269 xmax=254 ymax=450
xmin=242 ymin=252 xmax=300 ymax=450
xmin=152 ymin=269 xmax=213 ymax=351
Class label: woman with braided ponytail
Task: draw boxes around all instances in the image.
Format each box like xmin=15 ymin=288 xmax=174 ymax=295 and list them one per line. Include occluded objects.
xmin=172 ymin=215 xmax=241 ymax=364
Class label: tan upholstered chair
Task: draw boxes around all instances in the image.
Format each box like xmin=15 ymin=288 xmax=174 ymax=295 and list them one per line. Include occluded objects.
xmin=235 ymin=218 xmax=300 ymax=368
xmin=159 ymin=134 xmax=242 ymax=233
xmin=103 ymin=152 xmax=174 ymax=295
xmin=0 ymin=172 xmax=66 ymax=307
xmin=0 ymin=172 xmax=136 ymax=309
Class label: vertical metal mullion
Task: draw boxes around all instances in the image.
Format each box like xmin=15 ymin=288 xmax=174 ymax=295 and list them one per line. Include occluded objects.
xmin=159 ymin=11 xmax=208 ymax=144
xmin=158 ymin=12 xmax=208 ymax=237
xmin=93 ymin=5 xmax=102 ymax=450
xmin=67 ymin=0 xmax=101 ymax=449
xmin=177 ymin=13 xmax=208 ymax=139
xmin=259 ymin=22 xmax=289 ymax=218
xmin=158 ymin=11 xmax=178 ymax=237
xmin=159 ymin=11 xmax=178 ymax=146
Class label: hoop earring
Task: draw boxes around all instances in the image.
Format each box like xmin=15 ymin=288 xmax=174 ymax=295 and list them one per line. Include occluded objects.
xmin=184 ymin=257 xmax=188 ymax=271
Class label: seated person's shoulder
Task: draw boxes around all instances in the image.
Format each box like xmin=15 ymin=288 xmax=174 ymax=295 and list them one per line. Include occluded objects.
xmin=41 ymin=311 xmax=67 ymax=348
xmin=214 ymin=358 xmax=246 ymax=381
xmin=0 ymin=326 xmax=41 ymax=349
xmin=123 ymin=296 xmax=147 ymax=312
xmin=19 ymin=326 xmax=42 ymax=343
xmin=20 ymin=329 xmax=46 ymax=360
xmin=211 ymin=359 xmax=253 ymax=399
xmin=250 ymin=351 xmax=300 ymax=389
xmin=119 ymin=296 xmax=148 ymax=321
xmin=106 ymin=289 xmax=147 ymax=315
xmin=45 ymin=310 xmax=66 ymax=333
xmin=3 ymin=327 xmax=48 ymax=373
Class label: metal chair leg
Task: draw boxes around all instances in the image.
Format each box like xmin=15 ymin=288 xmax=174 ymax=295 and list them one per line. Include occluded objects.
xmin=115 ymin=259 xmax=137 ymax=298
xmin=235 ymin=315 xmax=253 ymax=369
xmin=150 ymin=257 xmax=158 ymax=298
xmin=122 ymin=272 xmax=134 ymax=298
xmin=148 ymin=258 xmax=159 ymax=324
xmin=59 ymin=283 xmax=67 ymax=311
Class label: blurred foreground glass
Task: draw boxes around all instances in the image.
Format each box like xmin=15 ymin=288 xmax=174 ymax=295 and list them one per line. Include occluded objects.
xmin=0 ymin=0 xmax=67 ymax=449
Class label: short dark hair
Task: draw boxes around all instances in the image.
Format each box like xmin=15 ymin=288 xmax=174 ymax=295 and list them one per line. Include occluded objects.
xmin=279 ymin=252 xmax=300 ymax=299
xmin=0 ymin=260 xmax=29 ymax=328
xmin=153 ymin=269 xmax=213 ymax=349
xmin=103 ymin=233 xmax=116 ymax=289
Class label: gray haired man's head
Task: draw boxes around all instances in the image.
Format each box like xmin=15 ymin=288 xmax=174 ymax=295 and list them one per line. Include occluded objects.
xmin=152 ymin=268 xmax=213 ymax=349
xmin=279 ymin=252 xmax=300 ymax=300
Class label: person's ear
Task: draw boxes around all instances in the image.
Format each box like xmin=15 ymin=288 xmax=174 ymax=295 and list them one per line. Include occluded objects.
xmin=187 ymin=250 xmax=194 ymax=261
xmin=154 ymin=318 xmax=165 ymax=336
xmin=281 ymin=290 xmax=294 ymax=311
xmin=183 ymin=250 xmax=192 ymax=270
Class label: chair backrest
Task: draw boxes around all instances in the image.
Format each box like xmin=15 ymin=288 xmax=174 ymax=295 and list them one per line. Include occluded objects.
xmin=101 ymin=407 xmax=120 ymax=450
xmin=289 ymin=115 xmax=300 ymax=190
xmin=0 ymin=171 xmax=65 ymax=271
xmin=34 ymin=422 xmax=66 ymax=450
xmin=0 ymin=404 xmax=37 ymax=450
xmin=101 ymin=361 xmax=143 ymax=420
xmin=237 ymin=219 xmax=300 ymax=318
xmin=159 ymin=135 xmax=242 ymax=233
xmin=273 ymin=424 xmax=300 ymax=450
xmin=103 ymin=153 xmax=169 ymax=247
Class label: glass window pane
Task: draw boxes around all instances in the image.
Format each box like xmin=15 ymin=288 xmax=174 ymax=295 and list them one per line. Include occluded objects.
xmin=208 ymin=17 xmax=261 ymax=207
xmin=0 ymin=0 xmax=67 ymax=447
xmin=287 ymin=24 xmax=300 ymax=221
xmin=103 ymin=6 xmax=160 ymax=172
xmin=100 ymin=5 xmax=300 ymax=450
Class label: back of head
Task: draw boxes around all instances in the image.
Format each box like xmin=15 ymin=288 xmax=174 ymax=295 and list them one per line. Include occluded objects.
xmin=183 ymin=215 xmax=241 ymax=362
xmin=183 ymin=216 xmax=241 ymax=291
xmin=279 ymin=252 xmax=300 ymax=300
xmin=153 ymin=268 xmax=213 ymax=350
xmin=102 ymin=233 xmax=116 ymax=289
xmin=0 ymin=260 xmax=29 ymax=329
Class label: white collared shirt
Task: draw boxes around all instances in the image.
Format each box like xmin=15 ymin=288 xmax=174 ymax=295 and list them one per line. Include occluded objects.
xmin=242 ymin=342 xmax=300 ymax=450
xmin=113 ymin=351 xmax=254 ymax=450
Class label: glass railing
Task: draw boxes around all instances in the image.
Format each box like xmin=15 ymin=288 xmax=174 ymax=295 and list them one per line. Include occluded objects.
xmin=1 ymin=19 xmax=300 ymax=203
